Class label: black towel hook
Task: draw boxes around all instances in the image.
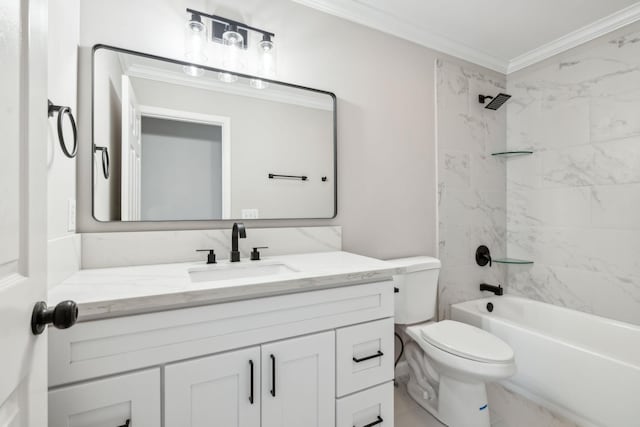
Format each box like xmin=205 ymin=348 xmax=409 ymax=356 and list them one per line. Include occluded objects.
xmin=93 ymin=145 xmax=110 ymax=179
xmin=48 ymin=99 xmax=78 ymax=158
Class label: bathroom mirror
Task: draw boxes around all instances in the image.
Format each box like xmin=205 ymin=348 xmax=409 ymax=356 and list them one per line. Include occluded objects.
xmin=92 ymin=45 xmax=336 ymax=221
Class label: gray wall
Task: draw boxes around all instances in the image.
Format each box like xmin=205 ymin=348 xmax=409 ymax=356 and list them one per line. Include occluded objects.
xmin=76 ymin=0 xmax=498 ymax=260
xmin=140 ymin=117 xmax=223 ymax=221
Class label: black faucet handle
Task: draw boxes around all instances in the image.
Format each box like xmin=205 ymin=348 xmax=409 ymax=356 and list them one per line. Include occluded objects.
xmin=196 ymin=249 xmax=217 ymax=264
xmin=250 ymin=247 xmax=268 ymax=261
xmin=476 ymin=245 xmax=492 ymax=267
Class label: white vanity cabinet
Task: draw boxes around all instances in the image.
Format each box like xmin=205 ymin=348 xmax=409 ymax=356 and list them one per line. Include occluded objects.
xmin=48 ymin=281 xmax=395 ymax=427
xmin=165 ymin=347 xmax=261 ymax=427
xmin=262 ymin=331 xmax=336 ymax=427
xmin=49 ymin=369 xmax=160 ymax=427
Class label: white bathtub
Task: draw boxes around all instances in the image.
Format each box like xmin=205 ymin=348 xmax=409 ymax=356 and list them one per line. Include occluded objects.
xmin=451 ymin=296 xmax=640 ymax=427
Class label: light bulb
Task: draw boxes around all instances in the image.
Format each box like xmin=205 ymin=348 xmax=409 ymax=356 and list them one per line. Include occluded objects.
xmin=259 ymin=35 xmax=274 ymax=52
xmin=222 ymin=24 xmax=244 ymax=47
xmin=187 ymin=14 xmax=205 ymax=33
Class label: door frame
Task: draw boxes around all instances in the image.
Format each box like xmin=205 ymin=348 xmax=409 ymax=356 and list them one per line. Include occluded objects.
xmin=137 ymin=105 xmax=232 ymax=219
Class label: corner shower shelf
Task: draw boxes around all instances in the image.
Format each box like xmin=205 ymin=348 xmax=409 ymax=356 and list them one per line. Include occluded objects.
xmin=491 ymin=150 xmax=534 ymax=157
xmin=493 ymin=258 xmax=534 ymax=265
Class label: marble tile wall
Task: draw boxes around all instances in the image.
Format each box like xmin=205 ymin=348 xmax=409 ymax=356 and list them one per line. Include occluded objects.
xmin=82 ymin=226 xmax=342 ymax=269
xmin=506 ymin=23 xmax=640 ymax=326
xmin=436 ymin=59 xmax=508 ymax=319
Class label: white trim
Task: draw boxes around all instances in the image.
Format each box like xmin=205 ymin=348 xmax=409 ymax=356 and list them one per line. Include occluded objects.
xmin=292 ymin=0 xmax=508 ymax=73
xmin=293 ymin=0 xmax=640 ymax=75
xmin=507 ymin=2 xmax=640 ymax=73
xmin=137 ymin=105 xmax=232 ymax=219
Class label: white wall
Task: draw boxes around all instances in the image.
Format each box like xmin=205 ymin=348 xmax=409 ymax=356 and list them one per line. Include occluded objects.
xmin=47 ymin=0 xmax=81 ymax=287
xmin=73 ymin=0 xmax=473 ymax=259
xmin=506 ymin=21 xmax=640 ymax=326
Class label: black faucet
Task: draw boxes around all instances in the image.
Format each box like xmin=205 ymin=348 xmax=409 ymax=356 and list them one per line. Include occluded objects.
xmin=230 ymin=222 xmax=247 ymax=262
xmin=480 ymin=283 xmax=503 ymax=296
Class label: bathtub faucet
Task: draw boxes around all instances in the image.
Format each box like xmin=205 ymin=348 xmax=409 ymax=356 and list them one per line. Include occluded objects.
xmin=480 ymin=283 xmax=503 ymax=296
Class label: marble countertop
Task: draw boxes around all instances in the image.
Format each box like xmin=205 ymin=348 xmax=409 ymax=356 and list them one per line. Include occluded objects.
xmin=48 ymin=251 xmax=401 ymax=321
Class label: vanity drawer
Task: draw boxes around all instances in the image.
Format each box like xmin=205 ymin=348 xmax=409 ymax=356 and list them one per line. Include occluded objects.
xmin=336 ymin=318 xmax=394 ymax=397
xmin=336 ymin=382 xmax=394 ymax=427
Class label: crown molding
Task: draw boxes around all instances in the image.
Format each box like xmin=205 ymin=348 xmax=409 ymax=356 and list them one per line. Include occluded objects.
xmin=292 ymin=0 xmax=509 ymax=74
xmin=507 ymin=2 xmax=640 ymax=73
xmin=294 ymin=0 xmax=640 ymax=75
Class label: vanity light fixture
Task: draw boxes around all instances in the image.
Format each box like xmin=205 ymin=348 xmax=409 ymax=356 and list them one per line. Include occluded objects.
xmin=184 ymin=8 xmax=276 ymax=82
xmin=184 ymin=12 xmax=207 ymax=76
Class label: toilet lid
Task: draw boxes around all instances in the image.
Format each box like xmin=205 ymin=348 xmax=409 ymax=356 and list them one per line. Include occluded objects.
xmin=419 ymin=320 xmax=514 ymax=363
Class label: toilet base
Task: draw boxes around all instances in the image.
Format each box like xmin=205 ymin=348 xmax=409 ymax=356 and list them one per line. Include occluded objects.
xmin=406 ymin=374 xmax=491 ymax=427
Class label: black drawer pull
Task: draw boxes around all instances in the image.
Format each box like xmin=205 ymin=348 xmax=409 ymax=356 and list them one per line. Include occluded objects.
xmin=118 ymin=419 xmax=130 ymax=427
xmin=353 ymin=351 xmax=384 ymax=363
xmin=249 ymin=360 xmax=255 ymax=404
xmin=354 ymin=416 xmax=383 ymax=427
xmin=270 ymin=354 xmax=276 ymax=397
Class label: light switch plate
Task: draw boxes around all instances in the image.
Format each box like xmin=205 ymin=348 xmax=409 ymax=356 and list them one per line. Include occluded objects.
xmin=67 ymin=199 xmax=76 ymax=231
xmin=241 ymin=209 xmax=259 ymax=219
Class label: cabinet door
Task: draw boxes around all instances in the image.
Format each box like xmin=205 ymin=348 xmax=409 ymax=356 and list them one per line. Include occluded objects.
xmin=262 ymin=331 xmax=335 ymax=427
xmin=48 ymin=369 xmax=160 ymax=427
xmin=165 ymin=347 xmax=260 ymax=427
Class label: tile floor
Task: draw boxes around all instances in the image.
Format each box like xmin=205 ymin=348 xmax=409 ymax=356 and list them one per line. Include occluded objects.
xmin=394 ymin=383 xmax=445 ymax=427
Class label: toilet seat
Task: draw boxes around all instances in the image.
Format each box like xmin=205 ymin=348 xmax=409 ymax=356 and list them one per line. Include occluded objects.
xmin=416 ymin=320 xmax=514 ymax=364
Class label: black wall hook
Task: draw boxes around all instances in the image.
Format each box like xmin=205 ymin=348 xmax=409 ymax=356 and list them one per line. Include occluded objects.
xmin=93 ymin=145 xmax=110 ymax=179
xmin=48 ymin=100 xmax=78 ymax=158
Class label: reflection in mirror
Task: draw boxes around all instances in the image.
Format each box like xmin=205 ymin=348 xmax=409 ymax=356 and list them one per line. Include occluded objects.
xmin=92 ymin=46 xmax=336 ymax=222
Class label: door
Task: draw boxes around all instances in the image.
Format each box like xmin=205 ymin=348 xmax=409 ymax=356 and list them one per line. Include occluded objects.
xmin=121 ymin=75 xmax=142 ymax=220
xmin=262 ymin=331 xmax=336 ymax=427
xmin=48 ymin=369 xmax=160 ymax=427
xmin=165 ymin=347 xmax=260 ymax=427
xmin=0 ymin=0 xmax=49 ymax=426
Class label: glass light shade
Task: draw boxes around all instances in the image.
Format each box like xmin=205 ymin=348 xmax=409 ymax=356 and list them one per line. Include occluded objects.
xmin=256 ymin=44 xmax=276 ymax=78
xmin=222 ymin=25 xmax=244 ymax=47
xmin=184 ymin=19 xmax=207 ymax=65
xmin=250 ymin=79 xmax=269 ymax=89
xmin=259 ymin=38 xmax=274 ymax=52
xmin=187 ymin=19 xmax=205 ymax=34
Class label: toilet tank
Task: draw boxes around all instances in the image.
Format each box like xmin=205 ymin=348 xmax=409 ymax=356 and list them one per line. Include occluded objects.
xmin=388 ymin=256 xmax=441 ymax=325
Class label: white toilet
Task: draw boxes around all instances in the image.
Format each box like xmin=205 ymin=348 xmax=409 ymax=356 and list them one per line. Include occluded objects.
xmin=389 ymin=256 xmax=516 ymax=427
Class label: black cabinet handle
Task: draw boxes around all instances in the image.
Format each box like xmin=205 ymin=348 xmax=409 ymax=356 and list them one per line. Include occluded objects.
xmin=354 ymin=416 xmax=383 ymax=427
xmin=249 ymin=360 xmax=254 ymax=404
xmin=270 ymin=354 xmax=276 ymax=397
xmin=31 ymin=300 xmax=78 ymax=335
xmin=353 ymin=351 xmax=384 ymax=363
xmin=118 ymin=419 xmax=130 ymax=427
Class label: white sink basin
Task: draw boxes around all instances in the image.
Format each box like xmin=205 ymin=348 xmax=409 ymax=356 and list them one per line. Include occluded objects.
xmin=188 ymin=262 xmax=297 ymax=283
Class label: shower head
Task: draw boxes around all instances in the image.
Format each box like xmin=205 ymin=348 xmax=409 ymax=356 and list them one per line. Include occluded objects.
xmin=479 ymin=93 xmax=511 ymax=110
